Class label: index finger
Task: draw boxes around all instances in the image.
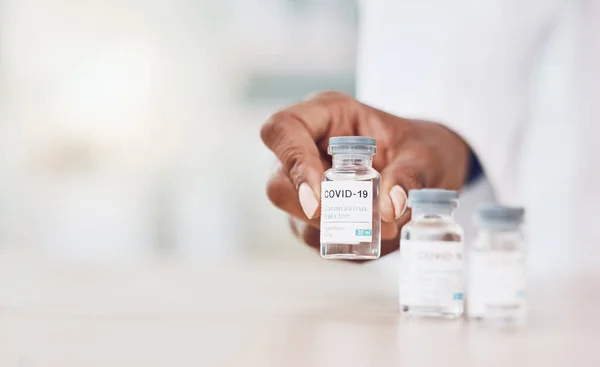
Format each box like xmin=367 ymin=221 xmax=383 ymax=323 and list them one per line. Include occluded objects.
xmin=260 ymin=93 xmax=349 ymax=218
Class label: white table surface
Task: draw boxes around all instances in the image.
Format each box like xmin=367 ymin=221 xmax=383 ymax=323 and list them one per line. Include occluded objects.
xmin=0 ymin=251 xmax=597 ymax=367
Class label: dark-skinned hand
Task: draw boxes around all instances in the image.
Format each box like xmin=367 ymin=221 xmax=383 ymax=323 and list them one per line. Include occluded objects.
xmin=260 ymin=91 xmax=469 ymax=256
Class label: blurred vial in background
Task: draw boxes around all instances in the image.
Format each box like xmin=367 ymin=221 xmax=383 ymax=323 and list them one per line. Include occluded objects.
xmin=468 ymin=205 xmax=527 ymax=327
xmin=400 ymin=189 xmax=464 ymax=319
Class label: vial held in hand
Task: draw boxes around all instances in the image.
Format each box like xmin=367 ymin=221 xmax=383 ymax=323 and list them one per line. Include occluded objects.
xmin=320 ymin=136 xmax=381 ymax=260
xmin=399 ymin=189 xmax=464 ymax=318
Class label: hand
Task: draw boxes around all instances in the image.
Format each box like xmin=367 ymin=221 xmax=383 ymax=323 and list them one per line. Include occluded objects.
xmin=260 ymin=91 xmax=469 ymax=256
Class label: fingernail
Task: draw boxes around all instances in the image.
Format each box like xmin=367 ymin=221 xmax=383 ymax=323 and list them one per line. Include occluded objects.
xmin=389 ymin=185 xmax=408 ymax=219
xmin=298 ymin=183 xmax=319 ymax=219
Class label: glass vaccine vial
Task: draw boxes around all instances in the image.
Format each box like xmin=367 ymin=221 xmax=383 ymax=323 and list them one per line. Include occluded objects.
xmin=320 ymin=136 xmax=381 ymax=260
xmin=399 ymin=189 xmax=464 ymax=318
xmin=468 ymin=205 xmax=526 ymax=327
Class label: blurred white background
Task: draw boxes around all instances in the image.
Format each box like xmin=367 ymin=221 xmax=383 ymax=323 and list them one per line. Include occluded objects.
xmin=0 ymin=0 xmax=358 ymax=264
xmin=0 ymin=0 xmax=573 ymax=272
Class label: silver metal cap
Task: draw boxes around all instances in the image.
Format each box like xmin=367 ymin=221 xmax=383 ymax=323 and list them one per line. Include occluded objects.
xmin=477 ymin=204 xmax=525 ymax=226
xmin=407 ymin=189 xmax=459 ymax=208
xmin=329 ymin=136 xmax=376 ymax=147
xmin=328 ymin=136 xmax=376 ymax=155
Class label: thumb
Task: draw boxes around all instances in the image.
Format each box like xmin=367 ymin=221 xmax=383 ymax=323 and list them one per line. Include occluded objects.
xmin=261 ymin=113 xmax=326 ymax=220
xmin=379 ymin=162 xmax=426 ymax=223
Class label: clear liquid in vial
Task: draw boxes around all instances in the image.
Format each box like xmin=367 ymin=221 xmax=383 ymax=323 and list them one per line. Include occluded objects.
xmin=320 ymin=168 xmax=381 ymax=260
xmin=400 ymin=215 xmax=464 ymax=318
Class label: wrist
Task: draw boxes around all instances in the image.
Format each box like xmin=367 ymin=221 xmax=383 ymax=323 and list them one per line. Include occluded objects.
xmin=426 ymin=122 xmax=471 ymax=189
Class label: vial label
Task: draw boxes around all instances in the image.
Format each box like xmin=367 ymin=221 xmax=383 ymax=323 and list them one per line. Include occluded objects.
xmin=400 ymin=240 xmax=464 ymax=308
xmin=468 ymin=251 xmax=526 ymax=318
xmin=320 ymin=180 xmax=373 ymax=244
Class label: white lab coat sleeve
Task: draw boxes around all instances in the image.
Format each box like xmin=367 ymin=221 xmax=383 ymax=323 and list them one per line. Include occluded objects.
xmin=356 ymin=0 xmax=561 ymax=204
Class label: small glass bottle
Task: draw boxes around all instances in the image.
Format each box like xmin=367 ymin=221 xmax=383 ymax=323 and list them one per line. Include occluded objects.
xmin=320 ymin=136 xmax=381 ymax=260
xmin=399 ymin=189 xmax=464 ymax=318
xmin=468 ymin=205 xmax=526 ymax=327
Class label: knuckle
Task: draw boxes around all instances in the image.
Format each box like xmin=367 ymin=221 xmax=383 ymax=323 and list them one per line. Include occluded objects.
xmin=301 ymin=226 xmax=321 ymax=249
xmin=308 ymin=90 xmax=353 ymax=104
xmin=260 ymin=110 xmax=292 ymax=145
xmin=396 ymin=145 xmax=421 ymax=161
xmin=266 ymin=174 xmax=291 ymax=210
xmin=280 ymin=146 xmax=308 ymax=186
xmin=400 ymin=166 xmax=426 ymax=189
